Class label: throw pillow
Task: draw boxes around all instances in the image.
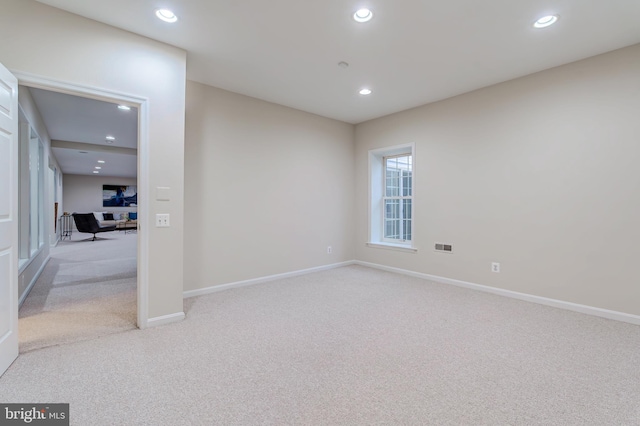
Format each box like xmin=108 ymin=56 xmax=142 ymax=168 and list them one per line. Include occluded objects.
xmin=93 ymin=212 xmax=104 ymax=222
xmin=129 ymin=212 xmax=138 ymax=220
xmin=103 ymin=213 xmax=114 ymax=221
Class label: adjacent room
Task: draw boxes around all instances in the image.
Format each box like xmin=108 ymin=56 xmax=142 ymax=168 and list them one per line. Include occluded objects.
xmin=0 ymin=0 xmax=639 ymax=424
xmin=16 ymin=87 xmax=139 ymax=352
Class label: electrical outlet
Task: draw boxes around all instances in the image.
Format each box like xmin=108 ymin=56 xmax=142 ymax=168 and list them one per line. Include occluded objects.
xmin=491 ymin=262 xmax=500 ymax=273
xmin=156 ymin=214 xmax=170 ymax=227
xmin=327 ymin=246 xmax=332 ymax=254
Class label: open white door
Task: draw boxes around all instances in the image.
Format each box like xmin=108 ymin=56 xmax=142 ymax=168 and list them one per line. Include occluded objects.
xmin=0 ymin=62 xmax=19 ymax=377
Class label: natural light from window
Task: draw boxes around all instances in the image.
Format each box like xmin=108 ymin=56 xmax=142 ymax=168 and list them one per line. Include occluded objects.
xmin=383 ymin=155 xmax=412 ymax=242
xmin=368 ymin=143 xmax=416 ymax=252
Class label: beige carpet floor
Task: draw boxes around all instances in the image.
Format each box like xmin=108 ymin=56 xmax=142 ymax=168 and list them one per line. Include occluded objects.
xmin=2 ymin=265 xmax=640 ymax=425
xmin=18 ymin=230 xmax=137 ymax=353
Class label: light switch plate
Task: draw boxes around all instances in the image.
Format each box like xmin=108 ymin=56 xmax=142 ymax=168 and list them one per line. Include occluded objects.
xmin=156 ymin=214 xmax=170 ymax=227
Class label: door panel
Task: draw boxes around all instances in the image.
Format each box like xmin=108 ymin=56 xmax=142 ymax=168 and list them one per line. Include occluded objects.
xmin=0 ymin=62 xmax=19 ymax=377
xmin=0 ymin=254 xmax=10 ymax=335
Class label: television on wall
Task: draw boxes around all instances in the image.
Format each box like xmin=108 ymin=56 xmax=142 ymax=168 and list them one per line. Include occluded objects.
xmin=103 ymin=185 xmax=138 ymax=207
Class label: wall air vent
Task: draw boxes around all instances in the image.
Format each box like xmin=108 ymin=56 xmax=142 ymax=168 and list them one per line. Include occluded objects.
xmin=435 ymin=243 xmax=453 ymax=253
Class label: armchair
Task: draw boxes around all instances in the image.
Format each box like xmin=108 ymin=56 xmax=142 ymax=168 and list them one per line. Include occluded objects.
xmin=72 ymin=213 xmax=116 ymax=241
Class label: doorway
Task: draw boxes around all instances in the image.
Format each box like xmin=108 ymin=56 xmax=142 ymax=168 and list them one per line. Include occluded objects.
xmin=14 ymin=72 xmax=151 ymax=334
xmin=16 ymin=85 xmax=141 ymax=352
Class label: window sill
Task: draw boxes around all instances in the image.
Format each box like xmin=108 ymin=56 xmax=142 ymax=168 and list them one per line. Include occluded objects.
xmin=366 ymin=242 xmax=418 ymax=253
xmin=18 ymin=245 xmax=45 ymax=274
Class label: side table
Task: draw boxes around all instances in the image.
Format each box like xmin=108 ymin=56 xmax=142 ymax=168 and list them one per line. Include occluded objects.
xmin=60 ymin=214 xmax=73 ymax=240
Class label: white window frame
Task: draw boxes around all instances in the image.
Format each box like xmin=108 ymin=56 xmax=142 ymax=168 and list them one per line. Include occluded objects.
xmin=18 ymin=111 xmax=46 ymax=271
xmin=368 ymin=143 xmax=417 ymax=253
xmin=382 ymin=154 xmax=412 ymax=244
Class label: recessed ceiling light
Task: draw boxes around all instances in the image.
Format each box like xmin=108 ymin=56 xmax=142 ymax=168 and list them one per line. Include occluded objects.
xmin=106 ymin=135 xmax=115 ymax=141
xmin=534 ymin=15 xmax=559 ymax=28
xmin=156 ymin=9 xmax=178 ymax=23
xmin=95 ymin=166 xmax=102 ymax=170
xmin=93 ymin=171 xmax=100 ymax=174
xmin=78 ymin=151 xmax=88 ymax=154
xmin=353 ymin=8 xmax=373 ymax=23
xmin=359 ymin=88 xmax=372 ymax=95
xmin=338 ymin=61 xmax=349 ymax=69
xmin=97 ymin=160 xmax=105 ymax=164
xmin=117 ymin=105 xmax=131 ymax=111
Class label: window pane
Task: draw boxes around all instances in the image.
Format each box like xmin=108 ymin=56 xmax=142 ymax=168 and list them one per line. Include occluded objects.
xmin=29 ymin=135 xmax=39 ymax=255
xmin=38 ymin=141 xmax=44 ymax=247
xmin=385 ymin=199 xmax=400 ymax=219
xmin=384 ymin=199 xmax=401 ymax=239
xmin=19 ymin=123 xmax=29 ymax=261
xmin=385 ymin=169 xmax=400 ymax=197
xmin=385 ymin=155 xmax=412 ymax=198
xmin=403 ymin=219 xmax=412 ymax=240
xmin=385 ymin=219 xmax=400 ymax=239
xmin=403 ymin=199 xmax=412 ymax=219
xmin=403 ymin=170 xmax=412 ymax=196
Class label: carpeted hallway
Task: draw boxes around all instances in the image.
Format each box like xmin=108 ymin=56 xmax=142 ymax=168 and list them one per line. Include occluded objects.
xmin=18 ymin=230 xmax=137 ymax=353
xmin=2 ymin=264 xmax=639 ymax=425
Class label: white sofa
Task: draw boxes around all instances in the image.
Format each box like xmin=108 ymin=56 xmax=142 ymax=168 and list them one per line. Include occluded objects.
xmin=93 ymin=211 xmax=138 ymax=230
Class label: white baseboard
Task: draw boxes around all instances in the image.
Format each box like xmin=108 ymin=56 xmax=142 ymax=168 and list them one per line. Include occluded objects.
xmin=18 ymin=255 xmax=51 ymax=308
xmin=183 ymin=261 xmax=356 ymax=299
xmin=145 ymin=312 xmax=185 ymax=328
xmin=180 ymin=259 xmax=640 ymax=326
xmin=354 ymin=260 xmax=640 ymax=326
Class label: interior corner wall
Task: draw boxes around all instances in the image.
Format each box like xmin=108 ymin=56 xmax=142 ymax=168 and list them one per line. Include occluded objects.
xmin=1 ymin=0 xmax=186 ymax=319
xmin=355 ymin=44 xmax=640 ymax=316
xmin=63 ymin=174 xmax=138 ymax=223
xmin=184 ymin=81 xmax=355 ymax=291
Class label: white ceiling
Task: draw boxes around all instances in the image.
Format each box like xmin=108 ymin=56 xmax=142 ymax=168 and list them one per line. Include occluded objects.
xmin=50 ymin=146 xmax=137 ymax=178
xmin=28 ymin=87 xmax=138 ymax=178
xmin=27 ymin=1 xmax=640 ymax=177
xmin=35 ymin=0 xmax=640 ymax=124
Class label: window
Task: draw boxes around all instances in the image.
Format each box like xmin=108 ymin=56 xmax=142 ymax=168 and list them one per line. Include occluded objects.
xmin=18 ymin=116 xmax=45 ymax=268
xmin=368 ymin=144 xmax=416 ymax=251
xmin=383 ymin=155 xmax=412 ymax=242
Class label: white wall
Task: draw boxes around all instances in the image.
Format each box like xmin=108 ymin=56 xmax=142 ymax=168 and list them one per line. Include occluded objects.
xmin=63 ymin=174 xmax=137 ymax=219
xmin=355 ymin=44 xmax=640 ymax=316
xmin=184 ymin=82 xmax=355 ymax=290
xmin=1 ymin=0 xmax=186 ymax=320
